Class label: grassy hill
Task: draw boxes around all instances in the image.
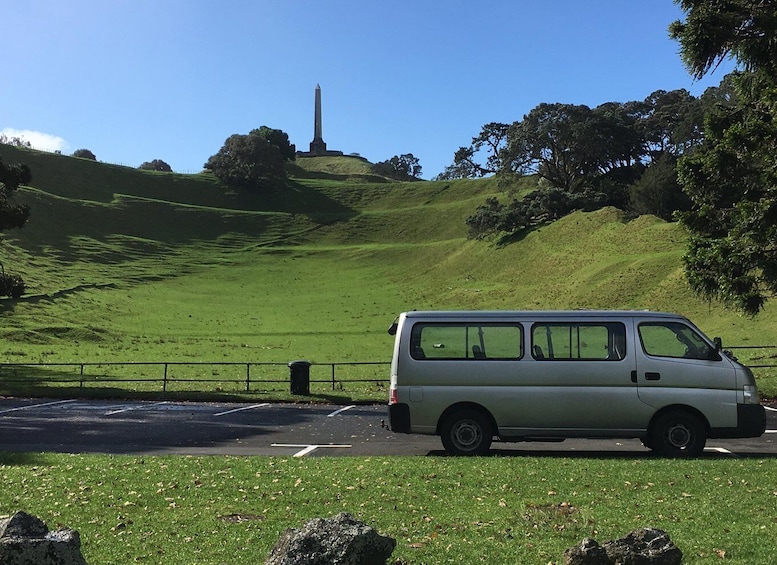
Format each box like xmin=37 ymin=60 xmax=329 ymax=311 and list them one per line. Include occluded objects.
xmin=0 ymin=143 xmax=775 ymax=395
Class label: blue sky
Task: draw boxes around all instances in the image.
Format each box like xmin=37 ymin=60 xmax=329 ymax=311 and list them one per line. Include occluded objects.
xmin=4 ymin=1 xmax=733 ymax=179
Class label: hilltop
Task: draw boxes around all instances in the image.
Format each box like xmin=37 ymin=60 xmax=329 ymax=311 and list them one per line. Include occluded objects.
xmin=0 ymin=144 xmax=774 ymax=387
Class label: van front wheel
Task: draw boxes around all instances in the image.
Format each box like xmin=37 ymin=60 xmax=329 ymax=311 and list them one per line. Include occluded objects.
xmin=440 ymin=409 xmax=493 ymax=456
xmin=649 ymin=410 xmax=706 ymax=457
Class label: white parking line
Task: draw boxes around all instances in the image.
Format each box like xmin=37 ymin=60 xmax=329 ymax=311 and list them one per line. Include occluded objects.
xmin=271 ymin=444 xmax=352 ymax=457
xmin=0 ymin=399 xmax=77 ymax=414
xmin=104 ymin=401 xmax=169 ymax=416
xmin=764 ymin=406 xmax=777 ymax=412
xmin=327 ymin=405 xmax=355 ymax=418
xmin=214 ymin=403 xmax=270 ymax=417
xmin=706 ymin=446 xmax=737 ymax=457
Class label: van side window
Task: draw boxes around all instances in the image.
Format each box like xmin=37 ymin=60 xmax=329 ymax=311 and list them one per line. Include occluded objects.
xmin=638 ymin=322 xmax=717 ymax=360
xmin=531 ymin=323 xmax=626 ymax=361
xmin=410 ymin=323 xmax=523 ymax=360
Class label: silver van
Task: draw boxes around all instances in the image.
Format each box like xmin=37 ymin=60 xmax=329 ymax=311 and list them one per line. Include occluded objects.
xmin=387 ymin=310 xmax=765 ymax=457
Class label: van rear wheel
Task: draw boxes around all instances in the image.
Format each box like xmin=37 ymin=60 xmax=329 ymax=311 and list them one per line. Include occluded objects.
xmin=649 ymin=410 xmax=706 ymax=457
xmin=440 ymin=409 xmax=493 ymax=456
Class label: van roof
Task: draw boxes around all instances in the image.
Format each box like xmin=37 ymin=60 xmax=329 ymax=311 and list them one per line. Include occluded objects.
xmin=401 ymin=310 xmax=685 ymax=320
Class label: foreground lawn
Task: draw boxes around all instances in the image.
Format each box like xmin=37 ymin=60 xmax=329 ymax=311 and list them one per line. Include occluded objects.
xmin=1 ymin=453 xmax=774 ymax=563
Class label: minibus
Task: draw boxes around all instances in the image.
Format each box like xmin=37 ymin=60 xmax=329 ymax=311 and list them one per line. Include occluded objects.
xmin=387 ymin=310 xmax=765 ymax=456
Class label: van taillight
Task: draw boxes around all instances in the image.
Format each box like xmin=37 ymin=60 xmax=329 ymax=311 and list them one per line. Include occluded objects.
xmin=389 ymin=388 xmax=398 ymax=404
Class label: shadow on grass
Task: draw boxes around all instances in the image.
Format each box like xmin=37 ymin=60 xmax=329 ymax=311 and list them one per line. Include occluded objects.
xmin=0 ymin=452 xmax=52 ymax=466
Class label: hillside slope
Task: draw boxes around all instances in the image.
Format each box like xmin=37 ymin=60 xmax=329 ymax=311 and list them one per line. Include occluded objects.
xmin=0 ymin=144 xmax=774 ymax=379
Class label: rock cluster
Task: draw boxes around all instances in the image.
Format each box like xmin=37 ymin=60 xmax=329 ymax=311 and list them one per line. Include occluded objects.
xmin=564 ymin=528 xmax=682 ymax=565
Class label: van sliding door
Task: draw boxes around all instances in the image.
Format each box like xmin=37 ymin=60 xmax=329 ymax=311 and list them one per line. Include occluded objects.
xmin=503 ymin=321 xmax=649 ymax=432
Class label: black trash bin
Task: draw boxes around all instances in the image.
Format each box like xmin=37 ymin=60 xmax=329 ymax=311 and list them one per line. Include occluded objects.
xmin=288 ymin=360 xmax=311 ymax=396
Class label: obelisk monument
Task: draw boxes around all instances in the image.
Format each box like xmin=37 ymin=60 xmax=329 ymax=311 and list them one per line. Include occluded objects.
xmin=309 ymin=84 xmax=328 ymax=155
xmin=297 ymin=84 xmax=343 ymax=157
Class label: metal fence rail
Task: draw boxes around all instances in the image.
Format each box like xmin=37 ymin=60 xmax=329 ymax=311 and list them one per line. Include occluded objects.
xmin=726 ymin=345 xmax=777 ymax=368
xmin=0 ymin=347 xmax=774 ymax=396
xmin=0 ymin=361 xmax=391 ymax=393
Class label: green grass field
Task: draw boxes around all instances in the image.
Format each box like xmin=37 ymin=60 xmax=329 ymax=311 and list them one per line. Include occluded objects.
xmin=0 ymin=145 xmax=776 ymax=564
xmin=1 ymin=453 xmax=774 ymax=564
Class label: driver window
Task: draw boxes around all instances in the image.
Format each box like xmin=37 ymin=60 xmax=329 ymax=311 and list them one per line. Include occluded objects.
xmin=638 ymin=322 xmax=715 ymax=360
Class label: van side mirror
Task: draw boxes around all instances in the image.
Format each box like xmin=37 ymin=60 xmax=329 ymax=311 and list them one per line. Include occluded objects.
xmin=388 ymin=318 xmax=398 ymax=336
xmin=713 ymin=337 xmax=722 ymax=352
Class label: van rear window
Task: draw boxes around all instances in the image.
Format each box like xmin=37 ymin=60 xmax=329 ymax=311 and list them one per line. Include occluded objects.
xmin=531 ymin=322 xmax=626 ymax=361
xmin=410 ymin=323 xmax=523 ymax=360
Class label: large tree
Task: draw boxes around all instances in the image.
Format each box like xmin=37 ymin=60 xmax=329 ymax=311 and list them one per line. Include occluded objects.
xmin=204 ymin=127 xmax=294 ymax=191
xmin=670 ymin=0 xmax=777 ymax=314
xmin=499 ymin=103 xmax=644 ymax=192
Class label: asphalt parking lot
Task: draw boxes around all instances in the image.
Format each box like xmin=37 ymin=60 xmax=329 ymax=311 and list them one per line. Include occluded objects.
xmin=0 ymin=398 xmax=774 ymax=458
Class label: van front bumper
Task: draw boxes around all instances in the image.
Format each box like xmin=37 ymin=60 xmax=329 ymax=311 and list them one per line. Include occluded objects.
xmin=710 ymin=404 xmax=766 ymax=439
xmin=388 ymin=403 xmax=411 ymax=433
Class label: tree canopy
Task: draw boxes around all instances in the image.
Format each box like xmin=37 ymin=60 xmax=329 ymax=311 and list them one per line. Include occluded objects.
xmin=72 ymin=149 xmax=96 ymax=160
xmin=671 ymin=0 xmax=777 ymax=314
xmin=0 ymin=157 xmax=31 ymax=298
xmin=436 ymin=123 xmax=509 ymax=180
xmin=0 ymin=157 xmax=31 ymax=231
xmin=139 ymin=159 xmax=172 ymax=172
xmin=461 ymin=87 xmax=716 ymax=238
xmin=371 ymin=154 xmax=423 ymax=181
xmin=204 ymin=127 xmax=295 ymax=192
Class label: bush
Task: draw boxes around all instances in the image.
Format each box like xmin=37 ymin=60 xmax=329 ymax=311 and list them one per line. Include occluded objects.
xmin=0 ymin=271 xmax=24 ymax=298
xmin=72 ymin=149 xmax=96 ymax=160
xmin=466 ymin=188 xmax=610 ymax=238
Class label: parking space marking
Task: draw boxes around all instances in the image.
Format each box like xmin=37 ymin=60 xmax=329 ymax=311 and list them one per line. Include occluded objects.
xmin=214 ymin=403 xmax=270 ymax=417
xmin=104 ymin=402 xmax=169 ymax=416
xmin=764 ymin=406 xmax=777 ymax=412
xmin=707 ymin=446 xmax=736 ymax=457
xmin=0 ymin=399 xmax=77 ymax=414
xmin=271 ymin=444 xmax=352 ymax=457
xmin=327 ymin=405 xmax=355 ymax=418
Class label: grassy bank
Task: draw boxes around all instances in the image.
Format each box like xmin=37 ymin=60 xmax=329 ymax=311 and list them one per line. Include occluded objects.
xmin=0 ymin=144 xmax=775 ymax=398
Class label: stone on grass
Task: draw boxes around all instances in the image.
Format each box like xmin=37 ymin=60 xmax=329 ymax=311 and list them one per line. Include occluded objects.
xmin=0 ymin=511 xmax=87 ymax=565
xmin=266 ymin=512 xmax=396 ymax=565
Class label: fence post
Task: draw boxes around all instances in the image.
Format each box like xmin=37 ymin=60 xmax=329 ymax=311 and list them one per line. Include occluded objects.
xmin=331 ymin=363 xmax=336 ymax=391
xmin=163 ymin=363 xmax=168 ymax=392
xmin=245 ymin=363 xmax=250 ymax=392
xmin=80 ymin=364 xmax=85 ymax=388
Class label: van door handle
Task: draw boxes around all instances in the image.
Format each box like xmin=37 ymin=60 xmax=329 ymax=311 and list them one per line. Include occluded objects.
xmin=630 ymin=370 xmax=637 ymax=383
xmin=645 ymin=372 xmax=661 ymax=381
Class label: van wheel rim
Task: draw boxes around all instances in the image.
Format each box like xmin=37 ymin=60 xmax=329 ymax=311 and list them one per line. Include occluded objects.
xmin=452 ymin=420 xmax=482 ymax=450
xmin=665 ymin=423 xmax=693 ymax=449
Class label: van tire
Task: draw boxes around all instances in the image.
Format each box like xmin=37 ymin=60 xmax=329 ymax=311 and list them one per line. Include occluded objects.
xmin=440 ymin=409 xmax=493 ymax=456
xmin=649 ymin=410 xmax=706 ymax=457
